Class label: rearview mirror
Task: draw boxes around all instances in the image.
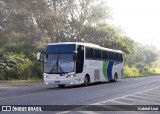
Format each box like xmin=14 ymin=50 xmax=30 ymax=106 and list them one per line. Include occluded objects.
xmin=37 ymin=52 xmax=47 ymax=62
xmin=37 ymin=52 xmax=41 ymax=61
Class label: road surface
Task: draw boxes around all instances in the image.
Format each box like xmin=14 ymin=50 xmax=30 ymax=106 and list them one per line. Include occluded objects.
xmin=0 ymin=75 xmax=160 ymax=114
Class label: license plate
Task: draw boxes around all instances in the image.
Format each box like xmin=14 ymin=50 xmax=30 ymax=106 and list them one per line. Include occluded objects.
xmin=55 ymin=81 xmax=60 ymax=83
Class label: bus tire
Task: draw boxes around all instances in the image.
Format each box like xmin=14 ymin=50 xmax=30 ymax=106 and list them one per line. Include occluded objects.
xmin=114 ymin=73 xmax=118 ymax=82
xmin=84 ymin=76 xmax=89 ymax=86
xmin=58 ymin=84 xmax=65 ymax=88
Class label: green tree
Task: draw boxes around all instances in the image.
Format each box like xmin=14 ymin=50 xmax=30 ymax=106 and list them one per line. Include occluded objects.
xmin=128 ymin=43 xmax=159 ymax=73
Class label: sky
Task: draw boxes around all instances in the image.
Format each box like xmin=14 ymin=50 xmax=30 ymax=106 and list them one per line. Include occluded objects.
xmin=107 ymin=0 xmax=160 ymax=50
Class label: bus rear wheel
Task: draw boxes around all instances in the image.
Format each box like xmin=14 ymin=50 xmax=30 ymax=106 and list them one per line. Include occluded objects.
xmin=58 ymin=84 xmax=65 ymax=88
xmin=113 ymin=73 xmax=118 ymax=82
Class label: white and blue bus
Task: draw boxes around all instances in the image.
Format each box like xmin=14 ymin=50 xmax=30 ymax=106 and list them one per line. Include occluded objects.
xmin=37 ymin=42 xmax=124 ymax=87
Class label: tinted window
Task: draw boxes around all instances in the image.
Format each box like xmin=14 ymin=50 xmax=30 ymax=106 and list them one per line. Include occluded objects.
xmin=119 ymin=54 xmax=123 ymax=61
xmin=46 ymin=45 xmax=59 ymax=53
xmin=94 ymin=49 xmax=101 ymax=59
xmin=60 ymin=44 xmax=75 ymax=53
xmin=108 ymin=52 xmax=114 ymax=60
xmin=114 ymin=53 xmax=118 ymax=61
xmin=46 ymin=44 xmax=75 ymax=53
xmin=86 ymin=47 xmax=94 ymax=59
xmin=102 ymin=51 xmax=108 ymax=60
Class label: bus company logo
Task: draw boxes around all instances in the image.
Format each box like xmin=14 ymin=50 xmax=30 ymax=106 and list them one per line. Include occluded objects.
xmin=2 ymin=106 xmax=11 ymax=111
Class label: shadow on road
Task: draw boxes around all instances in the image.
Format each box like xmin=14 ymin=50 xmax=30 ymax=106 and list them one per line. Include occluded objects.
xmin=47 ymin=81 xmax=119 ymax=90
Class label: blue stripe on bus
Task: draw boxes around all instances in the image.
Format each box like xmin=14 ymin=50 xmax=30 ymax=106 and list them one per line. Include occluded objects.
xmin=107 ymin=61 xmax=114 ymax=81
xmin=114 ymin=61 xmax=122 ymax=65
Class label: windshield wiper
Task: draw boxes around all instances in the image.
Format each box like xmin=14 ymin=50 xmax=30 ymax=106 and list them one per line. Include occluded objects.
xmin=49 ymin=57 xmax=65 ymax=74
xmin=49 ymin=59 xmax=58 ymax=74
xmin=58 ymin=64 xmax=65 ymax=74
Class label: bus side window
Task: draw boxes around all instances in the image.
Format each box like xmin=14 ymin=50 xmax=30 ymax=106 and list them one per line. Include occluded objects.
xmin=114 ymin=53 xmax=118 ymax=61
xmin=119 ymin=54 xmax=123 ymax=62
xmin=108 ymin=52 xmax=114 ymax=60
xmin=86 ymin=47 xmax=94 ymax=59
xmin=94 ymin=49 xmax=101 ymax=59
xmin=102 ymin=51 xmax=108 ymax=60
xmin=117 ymin=53 xmax=123 ymax=62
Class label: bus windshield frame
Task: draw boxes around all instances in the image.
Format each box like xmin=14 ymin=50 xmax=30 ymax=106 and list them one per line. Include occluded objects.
xmin=44 ymin=44 xmax=76 ymax=74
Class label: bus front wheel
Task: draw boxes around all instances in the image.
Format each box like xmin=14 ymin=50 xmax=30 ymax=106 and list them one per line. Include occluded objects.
xmin=84 ymin=76 xmax=89 ymax=86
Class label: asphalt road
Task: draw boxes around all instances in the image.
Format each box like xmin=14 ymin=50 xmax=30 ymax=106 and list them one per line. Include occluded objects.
xmin=0 ymin=75 xmax=160 ymax=114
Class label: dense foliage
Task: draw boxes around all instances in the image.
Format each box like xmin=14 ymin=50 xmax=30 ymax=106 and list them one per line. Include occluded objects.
xmin=0 ymin=0 xmax=160 ymax=80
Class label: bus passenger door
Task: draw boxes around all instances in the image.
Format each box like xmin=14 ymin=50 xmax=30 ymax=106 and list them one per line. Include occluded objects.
xmin=76 ymin=45 xmax=84 ymax=74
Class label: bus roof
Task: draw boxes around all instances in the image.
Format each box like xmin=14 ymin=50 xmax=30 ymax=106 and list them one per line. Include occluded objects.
xmin=48 ymin=42 xmax=123 ymax=53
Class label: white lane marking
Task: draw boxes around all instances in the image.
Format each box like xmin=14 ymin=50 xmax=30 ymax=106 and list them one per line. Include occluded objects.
xmin=93 ymin=86 xmax=160 ymax=105
xmin=106 ymin=100 xmax=131 ymax=105
xmin=0 ymin=85 xmax=17 ymax=90
xmin=117 ymin=97 xmax=137 ymax=104
xmin=120 ymin=97 xmax=137 ymax=101
xmin=142 ymin=91 xmax=159 ymax=94
xmin=112 ymin=97 xmax=160 ymax=105
xmin=0 ymin=88 xmax=83 ymax=100
xmin=76 ymin=111 xmax=99 ymax=114
xmin=0 ymin=87 xmax=10 ymax=88
xmin=0 ymin=82 xmax=114 ymax=100
xmin=56 ymin=111 xmax=70 ymax=114
xmin=136 ymin=92 xmax=160 ymax=98
xmin=129 ymin=94 xmax=160 ymax=101
xmin=0 ymin=83 xmax=109 ymax=100
xmin=0 ymin=85 xmax=10 ymax=88
xmin=147 ymin=89 xmax=160 ymax=92
xmin=56 ymin=86 xmax=160 ymax=114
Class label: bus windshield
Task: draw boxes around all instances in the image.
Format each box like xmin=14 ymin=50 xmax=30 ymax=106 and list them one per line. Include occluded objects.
xmin=44 ymin=44 xmax=75 ymax=74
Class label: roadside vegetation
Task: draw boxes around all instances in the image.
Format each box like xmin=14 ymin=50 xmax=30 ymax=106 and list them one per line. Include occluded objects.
xmin=0 ymin=0 xmax=160 ymax=81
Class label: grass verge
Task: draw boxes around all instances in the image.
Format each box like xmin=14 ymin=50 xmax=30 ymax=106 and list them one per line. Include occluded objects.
xmin=124 ymin=73 xmax=160 ymax=78
xmin=0 ymin=79 xmax=43 ymax=83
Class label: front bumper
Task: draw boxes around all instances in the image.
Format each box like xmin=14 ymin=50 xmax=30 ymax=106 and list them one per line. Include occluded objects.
xmin=44 ymin=76 xmax=83 ymax=86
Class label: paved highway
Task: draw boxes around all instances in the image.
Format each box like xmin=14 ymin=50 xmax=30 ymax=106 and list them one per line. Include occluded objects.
xmin=0 ymin=75 xmax=160 ymax=114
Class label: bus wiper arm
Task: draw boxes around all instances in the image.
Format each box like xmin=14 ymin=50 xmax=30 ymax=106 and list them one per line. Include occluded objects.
xmin=49 ymin=58 xmax=65 ymax=74
xmin=58 ymin=64 xmax=64 ymax=73
xmin=49 ymin=60 xmax=58 ymax=74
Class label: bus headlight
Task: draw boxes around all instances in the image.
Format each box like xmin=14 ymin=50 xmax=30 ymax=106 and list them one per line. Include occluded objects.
xmin=66 ymin=74 xmax=76 ymax=78
xmin=44 ymin=75 xmax=49 ymax=78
